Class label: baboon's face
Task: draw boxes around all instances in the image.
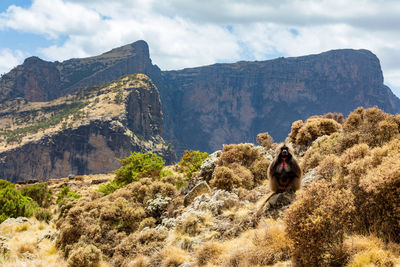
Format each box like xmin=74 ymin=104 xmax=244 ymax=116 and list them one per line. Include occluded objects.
xmin=281 ymin=147 xmax=289 ymax=157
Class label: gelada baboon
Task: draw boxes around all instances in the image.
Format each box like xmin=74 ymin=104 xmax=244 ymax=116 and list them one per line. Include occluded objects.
xmin=268 ymin=143 xmax=302 ymax=193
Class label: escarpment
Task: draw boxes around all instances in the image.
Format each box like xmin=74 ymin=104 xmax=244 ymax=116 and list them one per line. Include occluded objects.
xmin=0 ymin=74 xmax=175 ymax=182
xmin=1 ymin=40 xmax=400 ymax=158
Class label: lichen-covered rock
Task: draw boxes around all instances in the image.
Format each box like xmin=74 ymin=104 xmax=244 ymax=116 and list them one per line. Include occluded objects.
xmin=190 ymin=190 xmax=239 ymax=216
xmin=301 ymin=168 xmax=321 ymax=186
xmin=0 ymin=217 xmax=32 ymax=226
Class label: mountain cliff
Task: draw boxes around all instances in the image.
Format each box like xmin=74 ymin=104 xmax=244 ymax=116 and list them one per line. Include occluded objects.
xmin=1 ymin=41 xmax=399 ymax=156
xmin=160 ymin=49 xmax=400 ymax=153
xmin=0 ymin=74 xmax=175 ymax=182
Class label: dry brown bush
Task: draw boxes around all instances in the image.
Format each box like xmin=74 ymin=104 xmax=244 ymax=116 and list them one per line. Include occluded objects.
xmin=356 ymin=155 xmax=400 ymax=242
xmin=290 ymin=117 xmax=341 ymax=147
xmin=112 ymin=228 xmax=168 ymax=266
xmin=288 ymin=120 xmax=304 ymax=142
xmin=317 ymin=154 xmax=339 ymax=181
xmin=343 ymin=235 xmax=400 ymax=267
xmin=337 ymin=143 xmax=370 ymax=178
xmin=250 ymin=157 xmax=270 ymax=185
xmin=195 ymin=241 xmax=224 ymax=266
xmin=342 ymin=107 xmax=400 ymax=148
xmin=67 ymin=243 xmax=102 ymax=267
xmin=210 ymin=163 xmax=254 ymax=191
xmin=284 ymin=180 xmax=354 ymax=266
xmin=256 ymin=132 xmax=274 ymax=149
xmin=301 ymin=133 xmax=339 ymax=172
xmin=56 ymin=178 xmax=176 ymax=260
xmin=218 ymin=143 xmax=260 ymax=167
xmin=323 ymin=112 xmax=344 ymax=123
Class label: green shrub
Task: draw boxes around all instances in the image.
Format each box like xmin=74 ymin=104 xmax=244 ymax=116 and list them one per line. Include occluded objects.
xmin=177 ymin=150 xmax=208 ymax=179
xmin=114 ymin=152 xmax=165 ymax=186
xmin=21 ymin=183 xmax=53 ymax=208
xmin=0 ymin=181 xmax=38 ymax=223
xmin=56 ymin=185 xmax=81 ymax=204
xmin=97 ymin=180 xmax=121 ymax=195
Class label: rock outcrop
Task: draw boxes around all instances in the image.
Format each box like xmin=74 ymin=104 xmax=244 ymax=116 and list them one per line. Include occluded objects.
xmin=0 ymin=74 xmax=175 ymax=182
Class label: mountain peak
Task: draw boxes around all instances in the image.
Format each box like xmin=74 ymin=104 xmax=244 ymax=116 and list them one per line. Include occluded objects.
xmin=100 ymin=40 xmax=149 ymax=59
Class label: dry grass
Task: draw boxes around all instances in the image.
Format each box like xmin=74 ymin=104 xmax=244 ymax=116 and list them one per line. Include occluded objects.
xmin=0 ymin=218 xmax=67 ymax=266
xmin=344 ymin=235 xmax=400 ymax=267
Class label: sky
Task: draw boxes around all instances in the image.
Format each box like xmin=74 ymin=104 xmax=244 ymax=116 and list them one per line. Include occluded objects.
xmin=1 ymin=0 xmax=400 ymax=97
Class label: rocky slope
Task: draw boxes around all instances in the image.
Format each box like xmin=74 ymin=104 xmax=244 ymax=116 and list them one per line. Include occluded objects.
xmin=1 ymin=41 xmax=399 ymax=156
xmin=0 ymin=74 xmax=175 ymax=182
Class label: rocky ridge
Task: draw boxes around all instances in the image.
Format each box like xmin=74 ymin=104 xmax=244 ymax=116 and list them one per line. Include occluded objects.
xmin=0 ymin=74 xmax=175 ymax=182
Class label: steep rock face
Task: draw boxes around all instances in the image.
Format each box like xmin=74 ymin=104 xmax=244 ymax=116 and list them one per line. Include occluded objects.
xmin=0 ymin=75 xmax=175 ymax=182
xmin=159 ymin=49 xmax=400 ymax=153
xmin=0 ymin=121 xmax=173 ymax=182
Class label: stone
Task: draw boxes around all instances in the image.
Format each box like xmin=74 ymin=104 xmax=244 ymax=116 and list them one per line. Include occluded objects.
xmin=1 ymin=217 xmax=32 ymax=226
xmin=183 ymin=181 xmax=211 ymax=207
xmin=21 ymin=252 xmax=37 ymax=260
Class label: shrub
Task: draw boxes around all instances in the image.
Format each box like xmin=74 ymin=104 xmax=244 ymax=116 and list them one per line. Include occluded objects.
xmin=56 ymin=178 xmax=176 ymax=260
xmin=301 ymin=133 xmax=339 ymax=172
xmin=130 ymin=178 xmax=176 ymax=205
xmin=56 ymin=185 xmax=81 ymax=203
xmin=343 ymin=235 xmax=400 ymax=267
xmin=195 ymin=241 xmax=223 ymax=266
xmin=294 ymin=117 xmax=341 ymax=147
xmin=35 ymin=207 xmax=53 ymax=222
xmin=284 ymin=180 xmax=354 ymax=266
xmin=0 ymin=181 xmax=37 ymax=223
xmin=67 ymin=243 xmax=102 ymax=267
xmin=178 ymin=150 xmax=208 ymax=179
xmin=317 ymin=154 xmax=339 ymax=181
xmin=97 ymin=180 xmax=121 ymax=195
xmin=323 ymin=112 xmax=344 ymax=123
xmin=356 ymin=155 xmax=400 ymax=242
xmin=159 ymin=246 xmax=192 ymax=266
xmin=114 ymin=152 xmax=165 ymax=186
xmin=336 ymin=143 xmax=370 ymax=183
xmin=21 ymin=183 xmax=53 ymax=207
xmin=210 ymin=164 xmax=254 ymax=191
xmin=288 ymin=120 xmax=304 ymax=143
xmin=219 ymin=143 xmax=260 ymax=167
xmin=112 ymin=228 xmax=168 ymax=266
xmin=342 ymin=107 xmax=400 ymax=148
xmin=256 ymin=132 xmax=274 ymax=149
xmin=249 ymin=157 xmax=270 ymax=185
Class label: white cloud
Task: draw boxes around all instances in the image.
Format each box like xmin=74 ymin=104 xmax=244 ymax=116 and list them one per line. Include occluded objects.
xmin=0 ymin=0 xmax=400 ymax=97
xmin=0 ymin=49 xmax=26 ymax=74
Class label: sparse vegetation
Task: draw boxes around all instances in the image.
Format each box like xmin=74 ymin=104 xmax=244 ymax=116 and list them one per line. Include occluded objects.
xmin=1 ymin=106 xmax=400 ymax=267
xmin=0 ymin=102 xmax=87 ymax=144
